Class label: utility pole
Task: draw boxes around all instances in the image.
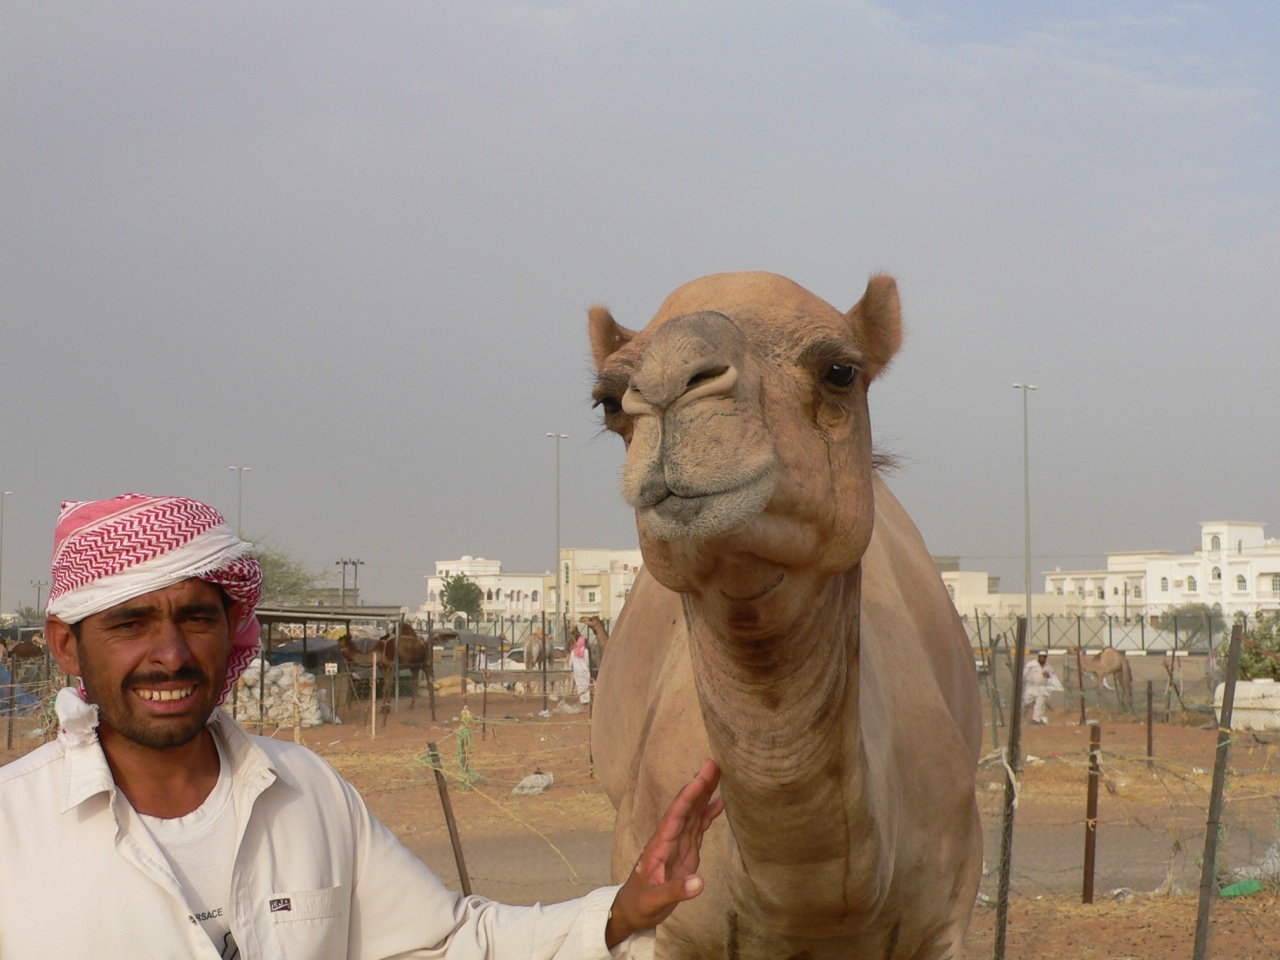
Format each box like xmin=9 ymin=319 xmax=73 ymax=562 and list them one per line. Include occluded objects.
xmin=30 ymin=580 xmax=49 ymax=616
xmin=546 ymin=433 xmax=568 ymax=632
xmin=336 ymin=559 xmax=348 ymax=609
xmin=1012 ymin=384 xmax=1037 ymax=640
xmin=228 ymin=467 xmax=251 ymax=538
xmin=351 ymin=559 xmax=364 ymax=607
xmin=0 ymin=491 xmax=11 ymax=620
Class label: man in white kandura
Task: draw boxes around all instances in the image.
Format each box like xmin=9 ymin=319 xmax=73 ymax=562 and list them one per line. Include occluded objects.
xmin=0 ymin=495 xmax=723 ymax=960
xmin=1022 ymin=650 xmax=1064 ymax=725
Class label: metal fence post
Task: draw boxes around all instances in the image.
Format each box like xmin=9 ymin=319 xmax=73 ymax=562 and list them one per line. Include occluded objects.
xmin=993 ymin=616 xmax=1028 ymax=960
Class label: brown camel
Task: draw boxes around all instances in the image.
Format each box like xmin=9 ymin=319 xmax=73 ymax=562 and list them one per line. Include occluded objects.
xmin=578 ymin=615 xmax=609 ymax=647
xmin=588 ymin=271 xmax=982 ymax=959
xmin=1068 ymin=646 xmax=1133 ymax=709
xmin=376 ymin=622 xmax=430 ymax=707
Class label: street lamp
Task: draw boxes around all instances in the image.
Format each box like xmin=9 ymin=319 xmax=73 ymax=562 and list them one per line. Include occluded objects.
xmin=1012 ymin=384 xmax=1038 ymax=630
xmin=546 ymin=433 xmax=568 ymax=630
xmin=229 ymin=467 xmax=251 ymax=538
xmin=0 ymin=491 xmax=12 ymax=620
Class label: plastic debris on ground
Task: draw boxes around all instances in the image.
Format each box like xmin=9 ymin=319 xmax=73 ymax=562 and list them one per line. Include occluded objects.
xmin=512 ymin=771 xmax=554 ymax=796
xmin=1220 ymin=878 xmax=1263 ymax=898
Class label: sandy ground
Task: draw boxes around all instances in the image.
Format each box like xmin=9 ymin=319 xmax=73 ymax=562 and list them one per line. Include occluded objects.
xmin=5 ymin=685 xmax=1280 ymax=957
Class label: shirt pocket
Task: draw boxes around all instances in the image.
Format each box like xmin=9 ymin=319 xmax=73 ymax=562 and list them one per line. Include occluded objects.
xmin=269 ymin=885 xmax=349 ymax=960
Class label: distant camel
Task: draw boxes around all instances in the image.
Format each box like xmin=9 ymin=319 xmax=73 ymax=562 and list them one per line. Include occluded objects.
xmin=1069 ymin=646 xmax=1133 ymax=709
xmin=522 ymin=630 xmax=563 ymax=670
xmin=376 ymin=621 xmax=430 ymax=707
xmin=578 ymin=615 xmax=609 ymax=675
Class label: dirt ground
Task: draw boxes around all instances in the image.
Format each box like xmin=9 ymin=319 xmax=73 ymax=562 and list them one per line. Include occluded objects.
xmin=5 ymin=684 xmax=1280 ymax=957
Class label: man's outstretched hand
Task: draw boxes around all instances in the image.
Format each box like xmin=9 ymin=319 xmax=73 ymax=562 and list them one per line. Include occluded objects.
xmin=604 ymin=760 xmax=725 ymax=949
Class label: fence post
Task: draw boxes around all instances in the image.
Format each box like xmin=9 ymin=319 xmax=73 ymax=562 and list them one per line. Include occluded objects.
xmin=541 ymin=611 xmax=548 ymax=713
xmin=5 ymin=651 xmax=14 ymax=750
xmin=1083 ymin=722 xmax=1101 ymax=903
xmin=1193 ymin=624 xmax=1244 ymax=960
xmin=988 ymin=632 xmax=1002 ymax=752
xmin=427 ymin=615 xmax=436 ymax=722
xmin=1152 ymin=680 xmax=1162 ymax=773
xmin=993 ymin=616 xmax=1028 ymax=960
xmin=427 ymin=741 xmax=473 ymax=896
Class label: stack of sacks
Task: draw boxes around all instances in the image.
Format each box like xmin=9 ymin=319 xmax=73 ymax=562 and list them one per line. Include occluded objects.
xmin=230 ymin=661 xmax=340 ymax=727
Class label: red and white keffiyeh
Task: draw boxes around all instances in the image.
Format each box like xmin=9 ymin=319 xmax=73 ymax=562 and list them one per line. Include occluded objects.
xmin=46 ymin=494 xmax=262 ymax=705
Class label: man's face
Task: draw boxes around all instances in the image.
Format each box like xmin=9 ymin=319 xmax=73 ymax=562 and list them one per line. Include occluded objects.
xmin=49 ymin=579 xmax=239 ymax=749
xmin=1038 ymin=654 xmax=1048 ymax=666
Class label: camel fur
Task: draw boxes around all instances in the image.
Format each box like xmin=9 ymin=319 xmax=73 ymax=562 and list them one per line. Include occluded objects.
xmin=588 ymin=271 xmax=982 ymax=960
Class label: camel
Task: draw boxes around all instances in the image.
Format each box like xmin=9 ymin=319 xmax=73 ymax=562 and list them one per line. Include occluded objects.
xmin=522 ymin=630 xmax=561 ymax=670
xmin=579 ymin=615 xmax=609 ymax=676
xmin=1069 ymin=646 xmax=1133 ymax=709
xmin=588 ymin=271 xmax=983 ymax=959
xmin=377 ymin=621 xmax=430 ymax=707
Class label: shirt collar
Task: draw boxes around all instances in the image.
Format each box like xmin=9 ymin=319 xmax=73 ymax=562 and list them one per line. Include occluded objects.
xmin=59 ymin=706 xmax=295 ymax=814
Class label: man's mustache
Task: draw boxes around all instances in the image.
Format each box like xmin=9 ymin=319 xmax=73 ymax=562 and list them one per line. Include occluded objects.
xmin=124 ymin=666 xmax=207 ymax=690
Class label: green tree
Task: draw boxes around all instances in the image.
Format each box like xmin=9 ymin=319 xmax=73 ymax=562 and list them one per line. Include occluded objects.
xmin=1227 ymin=613 xmax=1280 ymax=681
xmin=440 ymin=573 xmax=483 ymax=621
xmin=15 ymin=605 xmax=42 ymax=627
xmin=248 ymin=539 xmax=326 ymax=606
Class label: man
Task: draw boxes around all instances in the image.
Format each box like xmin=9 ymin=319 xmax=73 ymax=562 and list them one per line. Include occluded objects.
xmin=0 ymin=495 xmax=723 ymax=959
xmin=1022 ymin=650 xmax=1063 ymax=725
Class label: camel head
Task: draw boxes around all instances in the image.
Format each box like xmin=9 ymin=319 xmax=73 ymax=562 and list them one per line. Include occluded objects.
xmin=590 ymin=271 xmax=900 ymax=595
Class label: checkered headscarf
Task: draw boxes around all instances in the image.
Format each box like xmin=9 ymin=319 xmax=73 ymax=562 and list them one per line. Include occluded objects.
xmin=47 ymin=494 xmax=262 ymax=705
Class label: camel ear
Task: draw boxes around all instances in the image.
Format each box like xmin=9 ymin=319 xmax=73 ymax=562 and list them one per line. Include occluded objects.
xmin=846 ymin=274 xmax=902 ymax=381
xmin=588 ymin=306 xmax=637 ymax=371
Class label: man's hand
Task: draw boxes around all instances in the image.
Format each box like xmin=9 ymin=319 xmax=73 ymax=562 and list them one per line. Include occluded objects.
xmin=605 ymin=760 xmax=724 ymax=949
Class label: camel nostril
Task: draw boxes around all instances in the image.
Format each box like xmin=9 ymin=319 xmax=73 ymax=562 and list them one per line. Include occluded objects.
xmin=686 ymin=366 xmax=729 ymax=391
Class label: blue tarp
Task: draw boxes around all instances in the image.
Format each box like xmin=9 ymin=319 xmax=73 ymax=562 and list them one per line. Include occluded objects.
xmin=0 ymin=662 xmax=41 ymax=716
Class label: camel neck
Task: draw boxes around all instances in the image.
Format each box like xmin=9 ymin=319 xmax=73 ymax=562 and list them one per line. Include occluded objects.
xmin=683 ymin=564 xmax=879 ymax=929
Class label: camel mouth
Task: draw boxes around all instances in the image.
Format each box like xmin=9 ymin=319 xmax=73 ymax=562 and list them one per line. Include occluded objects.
xmin=639 ymin=469 xmax=776 ymax=541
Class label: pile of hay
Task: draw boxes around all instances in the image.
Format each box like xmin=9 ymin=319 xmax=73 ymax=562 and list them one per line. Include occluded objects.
xmin=230 ymin=661 xmax=339 ymax=728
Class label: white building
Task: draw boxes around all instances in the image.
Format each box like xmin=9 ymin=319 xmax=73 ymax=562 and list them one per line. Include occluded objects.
xmin=1043 ymin=521 xmax=1280 ymax=620
xmin=418 ymin=548 xmax=646 ymax=627
xmin=419 ymin=556 xmax=548 ymax=626
xmin=935 ymin=556 xmax=1072 ymax=619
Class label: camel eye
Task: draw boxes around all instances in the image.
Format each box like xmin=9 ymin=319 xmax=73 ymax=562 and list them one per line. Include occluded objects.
xmin=595 ymin=396 xmax=622 ymax=416
xmin=824 ymin=364 xmax=857 ymax=388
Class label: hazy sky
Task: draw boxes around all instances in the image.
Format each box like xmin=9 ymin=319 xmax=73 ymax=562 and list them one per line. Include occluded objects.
xmin=2 ymin=2 xmax=1277 ymax=610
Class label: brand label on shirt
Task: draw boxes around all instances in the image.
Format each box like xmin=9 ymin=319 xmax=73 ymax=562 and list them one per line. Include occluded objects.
xmin=269 ymin=898 xmax=292 ymax=913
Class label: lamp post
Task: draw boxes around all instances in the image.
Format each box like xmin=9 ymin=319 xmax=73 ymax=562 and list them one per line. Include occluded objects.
xmin=1012 ymin=384 xmax=1037 ymax=634
xmin=228 ymin=466 xmax=251 ymax=538
xmin=0 ymin=491 xmax=12 ymax=620
xmin=546 ymin=433 xmax=568 ymax=631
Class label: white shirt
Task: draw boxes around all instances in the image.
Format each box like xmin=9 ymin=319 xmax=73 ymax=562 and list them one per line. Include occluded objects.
xmin=0 ymin=689 xmax=652 ymax=960
xmin=132 ymin=736 xmax=239 ymax=957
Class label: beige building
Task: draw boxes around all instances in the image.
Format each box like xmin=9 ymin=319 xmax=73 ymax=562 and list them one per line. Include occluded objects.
xmin=935 ymin=556 xmax=1072 ymax=619
xmin=545 ymin=548 xmax=644 ymax=623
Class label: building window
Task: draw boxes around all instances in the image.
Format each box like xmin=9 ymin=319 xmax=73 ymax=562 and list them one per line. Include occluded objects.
xmin=1133 ymin=584 xmax=1142 ymax=599
xmin=1096 ymin=588 xmax=1105 ymax=599
xmin=486 ymin=589 xmax=494 ymax=601
xmin=1113 ymin=586 xmax=1119 ymax=596
xmin=1210 ymin=535 xmax=1221 ymax=551
xmin=1212 ymin=567 xmax=1221 ymax=581
xmin=1055 ymin=586 xmax=1064 ymax=596
xmin=1239 ymin=540 xmax=1244 ymax=555
xmin=1160 ymin=577 xmax=1168 ymax=591
xmin=531 ymin=590 xmax=538 ymax=602
xmin=564 ymin=563 xmax=570 ymax=585
xmin=946 ymin=584 xmax=956 ymax=601
xmin=1187 ymin=576 xmax=1197 ymax=592
xmin=428 ymin=591 xmax=436 ymax=602
xmin=1236 ymin=575 xmax=1247 ymax=591
xmin=588 ymin=591 xmax=596 ymax=602
xmin=1272 ymin=574 xmax=1280 ymax=593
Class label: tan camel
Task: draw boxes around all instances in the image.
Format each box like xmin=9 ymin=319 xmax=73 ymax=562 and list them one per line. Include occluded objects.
xmin=522 ymin=630 xmax=561 ymax=670
xmin=588 ymin=271 xmax=983 ymax=960
xmin=1068 ymin=646 xmax=1133 ymax=709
